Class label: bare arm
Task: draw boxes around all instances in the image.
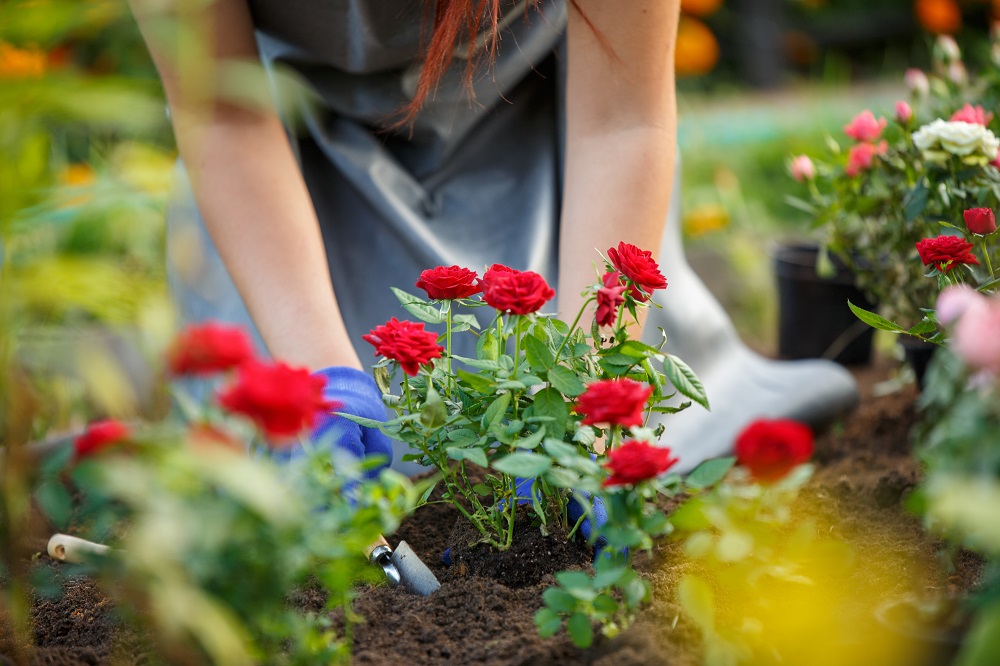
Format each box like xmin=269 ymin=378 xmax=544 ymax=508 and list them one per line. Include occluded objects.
xmin=129 ymin=0 xmax=362 ymax=370
xmin=559 ymin=1 xmax=680 ymax=320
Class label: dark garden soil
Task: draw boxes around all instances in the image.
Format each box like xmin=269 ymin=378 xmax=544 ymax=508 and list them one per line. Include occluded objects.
xmin=1 ymin=359 xmax=986 ymax=665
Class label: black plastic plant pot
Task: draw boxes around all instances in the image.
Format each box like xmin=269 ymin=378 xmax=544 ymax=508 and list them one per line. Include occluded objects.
xmin=773 ymin=243 xmax=876 ymax=366
xmin=899 ymin=337 xmax=937 ymax=390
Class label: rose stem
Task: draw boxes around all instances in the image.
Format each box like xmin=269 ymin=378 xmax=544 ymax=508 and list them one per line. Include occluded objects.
xmin=554 ymin=296 xmax=596 ymax=362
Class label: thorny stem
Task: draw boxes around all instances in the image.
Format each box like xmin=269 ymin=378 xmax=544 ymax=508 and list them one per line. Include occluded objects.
xmin=403 ymin=377 xmax=414 ymax=413
xmin=554 ymin=295 xmax=596 ymax=362
xmin=445 ymin=302 xmax=455 ymax=398
xmin=505 ymin=473 xmax=518 ymax=550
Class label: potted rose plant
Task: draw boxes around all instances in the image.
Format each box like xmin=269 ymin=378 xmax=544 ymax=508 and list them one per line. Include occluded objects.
xmin=788 ymin=35 xmax=1000 ymax=377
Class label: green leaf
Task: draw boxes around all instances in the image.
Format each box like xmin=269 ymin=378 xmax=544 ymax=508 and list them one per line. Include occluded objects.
xmin=336 ymin=412 xmax=384 ymax=429
xmin=391 ymin=287 xmax=445 ymax=324
xmin=543 ymin=438 xmax=577 ymax=459
xmin=641 ymin=512 xmax=671 ymax=536
xmin=476 ymin=329 xmax=500 ymax=361
xmin=685 ymin=456 xmax=736 ymax=490
xmin=545 ymin=467 xmax=581 ymax=488
xmin=904 ymin=181 xmax=929 ymax=222
xmin=447 ymin=447 xmax=488 ymax=468
xmin=677 ymin=574 xmax=715 ymax=632
xmin=420 ymin=386 xmax=447 ymax=429
xmin=472 ymin=483 xmax=492 ymax=497
xmin=530 ymin=388 xmax=569 ymax=440
xmin=453 ymin=313 xmax=481 ymax=330
xmin=547 ymin=366 xmax=586 ymax=397
xmin=524 ymin=335 xmax=555 ymax=371
xmin=592 ymin=594 xmax=619 ymax=616
xmin=662 ymin=354 xmax=709 ymax=410
xmin=481 ymin=392 xmax=511 ymax=431
xmin=457 ymin=369 xmax=496 ymax=394
xmin=492 ymin=452 xmax=552 ymax=477
xmin=34 ymin=482 xmax=72 ymax=529
xmin=514 ymin=427 xmax=546 ymax=450
xmin=907 ymin=318 xmax=938 ymax=337
xmin=534 ymin=608 xmax=563 ymax=638
xmin=542 ymin=587 xmax=578 ymax=613
xmin=556 ymin=571 xmax=596 ymax=597
xmin=566 ymin=613 xmax=594 ymax=648
xmin=591 ymin=566 xmax=627 ymax=589
xmin=785 ymin=195 xmax=817 ymax=215
xmin=446 ymin=428 xmax=479 ymax=445
xmin=848 ymin=301 xmax=906 ymax=333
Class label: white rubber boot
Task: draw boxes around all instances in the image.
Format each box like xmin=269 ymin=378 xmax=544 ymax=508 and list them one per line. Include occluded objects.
xmin=643 ymin=164 xmax=859 ymax=472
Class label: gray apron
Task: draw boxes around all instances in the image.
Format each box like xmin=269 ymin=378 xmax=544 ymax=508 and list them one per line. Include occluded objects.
xmin=167 ymin=0 xmax=568 ymax=361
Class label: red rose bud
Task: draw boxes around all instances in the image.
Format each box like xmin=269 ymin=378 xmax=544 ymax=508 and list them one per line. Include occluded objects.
xmin=218 ymin=360 xmax=337 ymax=442
xmin=415 ymin=265 xmax=481 ymax=300
xmin=603 ymin=440 xmax=678 ymax=487
xmin=964 ymin=208 xmax=997 ymax=236
xmin=843 ymin=110 xmax=887 ymax=142
xmin=481 ymin=269 xmax=555 ymax=315
xmin=607 ymin=242 xmax=668 ymax=302
xmin=575 ymin=378 xmax=654 ymax=428
xmin=735 ymin=419 xmax=814 ymax=483
xmin=166 ymin=322 xmax=255 ymax=375
xmin=74 ymin=420 xmax=131 ymax=459
xmin=916 ymin=236 xmax=980 ymax=273
xmin=595 ymin=271 xmax=627 ymax=327
xmin=951 ymin=103 xmax=994 ymax=127
xmin=362 ymin=317 xmax=443 ymax=376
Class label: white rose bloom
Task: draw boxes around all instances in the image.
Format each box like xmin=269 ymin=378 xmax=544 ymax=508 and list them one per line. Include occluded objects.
xmin=913 ymin=120 xmax=1000 ymax=164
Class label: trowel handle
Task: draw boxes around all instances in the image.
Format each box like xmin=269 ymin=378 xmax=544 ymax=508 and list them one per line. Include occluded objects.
xmin=365 ymin=535 xmax=391 ymax=560
xmin=47 ymin=534 xmax=111 ymax=563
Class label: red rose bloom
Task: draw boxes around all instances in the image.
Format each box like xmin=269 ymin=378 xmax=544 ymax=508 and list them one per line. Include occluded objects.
xmin=964 ymin=208 xmax=997 ymax=236
xmin=596 ymin=271 xmax=627 ymax=327
xmin=218 ymin=361 xmax=337 ymax=442
xmin=415 ymin=265 xmax=481 ymax=300
xmin=362 ymin=317 xmax=443 ymax=376
xmin=916 ymin=236 xmax=980 ymax=272
xmin=734 ymin=419 xmax=814 ymax=483
xmin=479 ymin=263 xmax=518 ymax=291
xmin=607 ymin=242 xmax=667 ymax=302
xmin=75 ymin=420 xmax=131 ymax=459
xmin=575 ymin=378 xmax=654 ymax=428
xmin=603 ymin=440 xmax=678 ymax=487
xmin=166 ymin=322 xmax=255 ymax=375
xmin=481 ymin=270 xmax=555 ymax=315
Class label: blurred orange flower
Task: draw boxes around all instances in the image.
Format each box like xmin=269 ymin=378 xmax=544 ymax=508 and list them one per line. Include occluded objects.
xmin=0 ymin=42 xmax=46 ymax=79
xmin=915 ymin=0 xmax=962 ymax=35
xmin=675 ymin=17 xmax=720 ymax=77
xmin=681 ymin=0 xmax=723 ymax=18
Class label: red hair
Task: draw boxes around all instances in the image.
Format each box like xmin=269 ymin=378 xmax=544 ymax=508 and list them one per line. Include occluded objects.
xmin=397 ymin=0 xmax=595 ymax=127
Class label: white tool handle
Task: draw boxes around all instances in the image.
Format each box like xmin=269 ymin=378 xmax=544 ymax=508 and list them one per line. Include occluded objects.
xmin=47 ymin=533 xmax=111 ymax=563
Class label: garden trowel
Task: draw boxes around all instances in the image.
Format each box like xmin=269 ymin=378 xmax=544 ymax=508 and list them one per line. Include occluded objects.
xmin=367 ymin=536 xmax=440 ymax=596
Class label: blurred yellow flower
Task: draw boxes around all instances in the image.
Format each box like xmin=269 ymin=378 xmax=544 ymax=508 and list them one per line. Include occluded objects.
xmin=61 ymin=163 xmax=97 ymax=187
xmin=0 ymin=42 xmax=46 ymax=79
xmin=684 ymin=203 xmax=730 ymax=238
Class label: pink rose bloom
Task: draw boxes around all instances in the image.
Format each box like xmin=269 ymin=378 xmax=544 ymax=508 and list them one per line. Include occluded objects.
xmin=951 ymin=103 xmax=994 ymax=127
xmin=936 ymin=285 xmax=982 ymax=326
xmin=845 ymin=141 xmax=887 ymax=177
xmin=952 ymin=296 xmax=1000 ymax=375
xmin=789 ymin=155 xmax=815 ymax=182
xmin=895 ymin=100 xmax=913 ymax=125
xmin=844 ymin=110 xmax=887 ymax=142
xmin=904 ymin=68 xmax=930 ymax=97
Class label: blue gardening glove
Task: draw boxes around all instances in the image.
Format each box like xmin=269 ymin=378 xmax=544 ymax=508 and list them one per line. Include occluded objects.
xmin=270 ymin=366 xmax=393 ymax=477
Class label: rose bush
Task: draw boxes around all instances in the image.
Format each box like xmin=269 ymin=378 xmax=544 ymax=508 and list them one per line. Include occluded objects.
xmin=792 ymin=33 xmax=1000 ymax=335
